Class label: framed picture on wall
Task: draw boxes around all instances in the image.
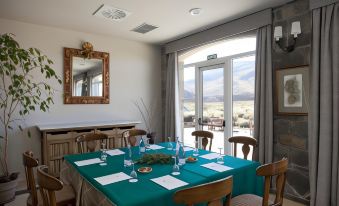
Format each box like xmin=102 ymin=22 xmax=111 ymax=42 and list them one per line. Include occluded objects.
xmin=275 ymin=65 xmax=309 ymax=115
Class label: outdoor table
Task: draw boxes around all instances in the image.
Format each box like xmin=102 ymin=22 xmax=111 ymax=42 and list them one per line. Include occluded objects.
xmin=61 ymin=142 xmax=263 ymax=206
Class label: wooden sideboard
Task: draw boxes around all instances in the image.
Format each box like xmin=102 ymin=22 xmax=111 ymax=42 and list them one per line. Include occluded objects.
xmin=37 ymin=120 xmax=140 ymax=177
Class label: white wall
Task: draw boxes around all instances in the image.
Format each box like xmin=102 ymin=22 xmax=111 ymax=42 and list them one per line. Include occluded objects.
xmin=0 ymin=18 xmax=162 ymax=180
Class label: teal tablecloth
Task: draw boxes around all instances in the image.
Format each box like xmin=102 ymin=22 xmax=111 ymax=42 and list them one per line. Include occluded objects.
xmin=64 ymin=143 xmax=263 ymax=206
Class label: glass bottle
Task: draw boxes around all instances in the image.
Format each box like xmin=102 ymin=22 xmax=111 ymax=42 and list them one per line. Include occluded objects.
xmin=139 ymin=137 xmax=146 ymax=155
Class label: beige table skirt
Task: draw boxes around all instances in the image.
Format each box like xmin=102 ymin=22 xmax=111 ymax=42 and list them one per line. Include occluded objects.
xmin=60 ymin=161 xmax=116 ymax=206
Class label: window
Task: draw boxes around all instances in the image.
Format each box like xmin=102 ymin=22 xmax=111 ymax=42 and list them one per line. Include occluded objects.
xmin=91 ymin=74 xmax=103 ymax=96
xmin=74 ymin=80 xmax=83 ymax=96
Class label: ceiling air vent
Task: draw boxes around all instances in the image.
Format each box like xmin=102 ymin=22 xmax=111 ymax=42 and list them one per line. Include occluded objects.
xmin=132 ymin=23 xmax=158 ymax=34
xmin=93 ymin=4 xmax=131 ymax=21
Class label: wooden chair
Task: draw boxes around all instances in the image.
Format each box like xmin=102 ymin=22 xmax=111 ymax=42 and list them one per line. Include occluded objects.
xmin=75 ymin=133 xmax=108 ymax=153
xmin=122 ymin=129 xmax=147 ymax=146
xmin=174 ymin=176 xmax=233 ymax=206
xmin=191 ymin=130 xmax=213 ymax=151
xmin=23 ymin=151 xmax=39 ymax=206
xmin=231 ymin=158 xmax=288 ymax=206
xmin=37 ymin=165 xmax=75 ymax=206
xmin=23 ymin=152 xmax=75 ymax=206
xmin=228 ymin=136 xmax=257 ymax=160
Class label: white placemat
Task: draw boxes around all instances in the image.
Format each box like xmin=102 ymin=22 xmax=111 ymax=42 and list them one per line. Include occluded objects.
xmin=199 ymin=153 xmax=223 ymax=160
xmin=148 ymin=144 xmax=165 ymax=150
xmin=74 ymin=158 xmax=103 ymax=167
xmin=94 ymin=172 xmax=132 ymax=186
xmin=183 ymin=147 xmax=194 ymax=152
xmin=201 ymin=162 xmax=233 ymax=172
xmin=151 ymin=175 xmax=188 ymax=190
xmin=106 ymin=149 xmax=125 ymax=156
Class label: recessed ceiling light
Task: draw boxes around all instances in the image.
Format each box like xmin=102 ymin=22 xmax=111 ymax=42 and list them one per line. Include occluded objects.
xmin=189 ymin=8 xmax=202 ymax=16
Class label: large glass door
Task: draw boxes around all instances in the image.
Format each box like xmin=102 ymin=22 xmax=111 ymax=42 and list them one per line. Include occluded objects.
xmin=198 ymin=64 xmax=226 ymax=153
xmin=180 ymin=53 xmax=255 ymax=156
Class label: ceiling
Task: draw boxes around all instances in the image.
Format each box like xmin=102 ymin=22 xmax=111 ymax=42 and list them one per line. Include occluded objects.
xmin=0 ymin=0 xmax=292 ymax=45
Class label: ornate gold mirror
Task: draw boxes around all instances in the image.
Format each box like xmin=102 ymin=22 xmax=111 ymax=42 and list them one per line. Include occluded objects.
xmin=64 ymin=42 xmax=109 ymax=104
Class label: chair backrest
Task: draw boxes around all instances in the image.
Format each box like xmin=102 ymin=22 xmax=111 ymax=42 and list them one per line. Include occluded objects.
xmin=191 ymin=130 xmax=213 ymax=151
xmin=75 ymin=133 xmax=108 ymax=153
xmin=23 ymin=151 xmax=39 ymax=206
xmin=37 ymin=165 xmax=63 ymax=206
xmin=228 ymin=136 xmax=257 ymax=160
xmin=256 ymin=158 xmax=288 ymax=206
xmin=122 ymin=129 xmax=147 ymax=146
xmin=174 ymin=176 xmax=233 ymax=206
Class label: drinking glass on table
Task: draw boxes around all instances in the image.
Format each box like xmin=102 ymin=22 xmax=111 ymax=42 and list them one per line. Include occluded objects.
xmin=99 ymin=142 xmax=107 ymax=166
xmin=124 ymin=144 xmax=132 ymax=167
xmin=193 ymin=141 xmax=199 ymax=157
xmin=145 ymin=138 xmax=151 ymax=151
xmin=172 ymin=156 xmax=180 ymax=176
xmin=129 ymin=162 xmax=138 ymax=183
xmin=217 ymin=147 xmax=224 ymax=164
xmin=167 ymin=137 xmax=173 ymax=150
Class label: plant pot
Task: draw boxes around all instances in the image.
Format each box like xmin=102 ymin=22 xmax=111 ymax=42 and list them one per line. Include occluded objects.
xmin=0 ymin=173 xmax=19 ymax=205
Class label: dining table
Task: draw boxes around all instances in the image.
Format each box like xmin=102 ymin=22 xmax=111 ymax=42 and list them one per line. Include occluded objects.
xmin=60 ymin=142 xmax=263 ymax=206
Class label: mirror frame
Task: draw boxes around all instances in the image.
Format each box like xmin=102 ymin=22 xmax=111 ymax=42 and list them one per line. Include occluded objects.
xmin=63 ymin=47 xmax=109 ymax=104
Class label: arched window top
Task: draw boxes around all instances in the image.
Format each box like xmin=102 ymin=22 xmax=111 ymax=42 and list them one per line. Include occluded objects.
xmin=180 ymin=36 xmax=256 ymax=65
xmin=92 ymin=74 xmax=102 ymax=83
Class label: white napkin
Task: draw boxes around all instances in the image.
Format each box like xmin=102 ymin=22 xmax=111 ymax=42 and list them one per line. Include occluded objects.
xmin=183 ymin=147 xmax=194 ymax=152
xmin=148 ymin=144 xmax=165 ymax=150
xmin=199 ymin=153 xmax=223 ymax=160
xmin=106 ymin=149 xmax=125 ymax=156
xmin=74 ymin=158 xmax=103 ymax=167
xmin=94 ymin=172 xmax=132 ymax=186
xmin=201 ymin=162 xmax=233 ymax=172
xmin=151 ymin=175 xmax=189 ymax=190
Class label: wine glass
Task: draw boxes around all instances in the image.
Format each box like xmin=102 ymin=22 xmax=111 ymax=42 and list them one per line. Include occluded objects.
xmin=129 ymin=162 xmax=138 ymax=183
xmin=217 ymin=147 xmax=224 ymax=164
xmin=99 ymin=142 xmax=107 ymax=166
xmin=167 ymin=137 xmax=173 ymax=150
xmin=193 ymin=141 xmax=199 ymax=157
xmin=172 ymin=156 xmax=180 ymax=176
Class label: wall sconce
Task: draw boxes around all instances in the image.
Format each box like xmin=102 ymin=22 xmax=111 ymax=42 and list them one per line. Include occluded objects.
xmin=274 ymin=21 xmax=301 ymax=52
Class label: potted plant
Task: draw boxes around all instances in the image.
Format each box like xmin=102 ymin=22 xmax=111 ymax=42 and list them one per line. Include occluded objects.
xmin=0 ymin=33 xmax=61 ymax=204
xmin=133 ymin=98 xmax=158 ymax=144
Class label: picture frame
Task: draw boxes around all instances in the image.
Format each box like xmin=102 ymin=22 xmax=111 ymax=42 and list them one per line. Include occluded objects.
xmin=275 ymin=65 xmax=309 ymax=115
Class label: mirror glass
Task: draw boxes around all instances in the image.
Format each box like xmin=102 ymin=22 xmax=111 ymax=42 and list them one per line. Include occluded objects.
xmin=72 ymin=57 xmax=103 ymax=97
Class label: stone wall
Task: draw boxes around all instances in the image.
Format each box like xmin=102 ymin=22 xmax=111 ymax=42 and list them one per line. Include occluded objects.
xmin=272 ymin=0 xmax=311 ymax=203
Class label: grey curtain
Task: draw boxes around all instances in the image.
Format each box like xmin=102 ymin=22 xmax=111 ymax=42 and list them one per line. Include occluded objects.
xmin=164 ymin=52 xmax=180 ymax=139
xmin=309 ymin=3 xmax=339 ymax=206
xmin=253 ymin=25 xmax=273 ymax=164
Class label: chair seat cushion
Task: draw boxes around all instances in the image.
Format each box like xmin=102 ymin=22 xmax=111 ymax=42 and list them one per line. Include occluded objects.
xmin=231 ymin=194 xmax=273 ymax=206
xmin=27 ymin=184 xmax=75 ymax=206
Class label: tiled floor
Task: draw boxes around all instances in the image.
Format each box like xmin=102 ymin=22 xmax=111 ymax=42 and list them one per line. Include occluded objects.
xmin=6 ymin=193 xmax=28 ymax=206
xmin=7 ymin=193 xmax=307 ymax=206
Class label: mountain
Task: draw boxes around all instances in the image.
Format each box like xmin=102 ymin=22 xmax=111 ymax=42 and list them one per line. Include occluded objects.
xmin=184 ymin=60 xmax=255 ymax=101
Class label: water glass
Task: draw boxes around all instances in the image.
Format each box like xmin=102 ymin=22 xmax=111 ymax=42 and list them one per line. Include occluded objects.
xmin=124 ymin=145 xmax=132 ymax=167
xmin=217 ymin=147 xmax=224 ymax=164
xmin=172 ymin=156 xmax=180 ymax=176
xmin=193 ymin=141 xmax=199 ymax=156
xmin=145 ymin=138 xmax=151 ymax=151
xmin=167 ymin=137 xmax=173 ymax=150
xmin=129 ymin=162 xmax=138 ymax=183
xmin=99 ymin=142 xmax=107 ymax=166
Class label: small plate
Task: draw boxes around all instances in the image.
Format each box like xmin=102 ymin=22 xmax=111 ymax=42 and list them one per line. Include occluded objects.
xmin=137 ymin=167 xmax=152 ymax=173
xmin=186 ymin=157 xmax=198 ymax=163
